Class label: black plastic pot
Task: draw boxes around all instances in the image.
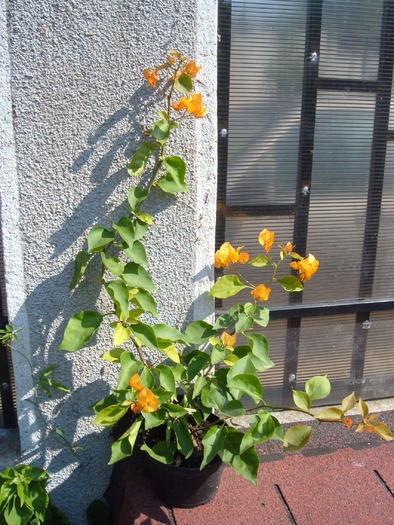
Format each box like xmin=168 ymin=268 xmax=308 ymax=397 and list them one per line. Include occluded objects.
xmin=149 ymin=456 xmax=224 ymax=508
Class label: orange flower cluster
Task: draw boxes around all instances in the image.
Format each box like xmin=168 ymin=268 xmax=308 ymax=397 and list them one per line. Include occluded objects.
xmin=143 ymin=68 xmax=158 ymax=88
xmin=214 ymin=242 xmax=250 ymax=269
xmin=182 ymin=60 xmax=201 ymax=78
xmin=342 ymin=416 xmax=353 ymax=430
xmin=251 ymin=284 xmax=271 ymax=302
xmin=172 ymin=93 xmax=207 ymax=118
xmin=258 ymin=229 xmax=275 ymax=252
xmin=290 ymin=254 xmax=319 ymax=282
xmin=128 ymin=373 xmax=159 ymax=414
xmin=220 ymin=331 xmax=237 ymax=347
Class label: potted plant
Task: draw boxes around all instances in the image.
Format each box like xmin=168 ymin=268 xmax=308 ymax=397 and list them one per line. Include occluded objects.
xmin=59 ymin=50 xmax=393 ymax=508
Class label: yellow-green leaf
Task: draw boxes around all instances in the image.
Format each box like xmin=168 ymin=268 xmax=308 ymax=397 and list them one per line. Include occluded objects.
xmin=314 ymin=407 xmax=343 ymax=422
xmin=209 ymin=275 xmax=248 ymax=299
xmin=283 ymin=425 xmax=312 ymax=452
xmin=113 ymin=323 xmax=131 ymax=345
xmin=341 ymin=391 xmax=356 ymax=413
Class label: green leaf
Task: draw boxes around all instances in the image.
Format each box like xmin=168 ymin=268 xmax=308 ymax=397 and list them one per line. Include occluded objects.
xmin=220 ymin=428 xmax=259 ymax=484
xmin=128 ymin=186 xmax=149 ymax=213
xmin=277 ymin=275 xmax=304 ymax=292
xmin=251 ymin=306 xmax=270 ymax=327
xmin=200 ymin=382 xmax=227 ymax=410
xmin=283 ymin=425 xmax=312 ymax=452
xmin=249 ymin=255 xmax=270 ymax=267
xmin=214 ymin=313 xmax=234 ymax=330
xmin=154 ymin=364 xmax=176 ymax=394
xmin=151 ymin=119 xmax=178 ymax=145
xmin=184 ymin=320 xmax=216 ymax=344
xmin=142 ymin=409 xmax=167 ymax=430
xmin=101 ymin=253 xmax=125 ymax=277
xmin=157 ymin=156 xmax=188 ymax=194
xmin=161 ymin=402 xmax=190 ymax=418
xmin=174 ymin=73 xmax=193 ymax=93
xmin=87 ymin=226 xmax=115 ymax=253
xmin=151 ymin=324 xmax=188 ymax=344
xmin=227 ymin=373 xmax=263 ymax=404
xmin=130 ymin=289 xmax=158 ymax=318
xmin=305 ymin=375 xmax=331 ymax=400
xmin=122 ymin=237 xmax=148 ymax=262
xmin=70 ymin=251 xmax=90 ymax=290
xmin=123 ymin=262 xmax=156 ymax=291
xmin=240 ymin=411 xmax=282 ymax=454
xmin=105 ymin=281 xmax=129 ymax=318
xmin=185 ymin=350 xmax=210 ymax=376
xmin=141 ymin=442 xmax=175 ymax=464
xmin=100 ymin=348 xmax=126 ymax=363
xmin=109 ymin=419 xmax=142 ymax=464
xmin=117 ymin=351 xmax=142 ymax=389
xmin=201 ymin=425 xmax=227 ymax=469
xmin=245 ymin=333 xmax=274 ymax=372
xmin=131 ymin=321 xmax=159 ymax=350
xmin=94 ymin=404 xmax=129 ymax=427
xmin=314 ymin=408 xmax=343 ymax=422
xmin=114 ymin=217 xmax=142 ymax=248
xmin=218 ymin=400 xmax=245 ymax=418
xmin=292 ymin=390 xmax=311 ymax=412
xmin=209 ymin=275 xmax=248 ymax=299
xmin=173 ymin=418 xmax=194 ymax=458
xmin=58 ymin=311 xmax=103 ymax=351
xmin=234 ymin=312 xmax=253 ymax=334
xmin=128 ymin=142 xmax=158 ymax=177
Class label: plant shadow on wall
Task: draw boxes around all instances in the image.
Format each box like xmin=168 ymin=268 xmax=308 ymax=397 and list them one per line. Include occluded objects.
xmin=56 ymin=49 xmax=393 ymax=511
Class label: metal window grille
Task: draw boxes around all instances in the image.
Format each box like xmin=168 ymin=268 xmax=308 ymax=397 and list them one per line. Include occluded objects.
xmin=217 ymin=0 xmax=394 ymax=405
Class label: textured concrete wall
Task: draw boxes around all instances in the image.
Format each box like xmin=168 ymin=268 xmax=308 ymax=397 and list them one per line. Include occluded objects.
xmin=1 ymin=0 xmax=217 ymax=522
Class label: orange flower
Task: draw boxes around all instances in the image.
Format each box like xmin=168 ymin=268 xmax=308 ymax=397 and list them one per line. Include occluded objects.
xmin=342 ymin=417 xmax=353 ymax=430
xmin=279 ymin=242 xmax=294 ymax=253
xmin=172 ymin=93 xmax=207 ymax=118
xmin=214 ymin=242 xmax=249 ymax=268
xmin=130 ymin=388 xmax=160 ymax=414
xmin=251 ymin=284 xmax=271 ymax=302
xmin=129 ymin=373 xmax=143 ymax=392
xmin=238 ymin=252 xmax=250 ymax=264
xmin=182 ymin=60 xmax=201 ymax=78
xmin=143 ymin=68 xmax=158 ymax=88
xmin=290 ymin=253 xmax=319 ymax=282
xmin=258 ymin=229 xmax=275 ymax=252
xmin=220 ymin=332 xmax=237 ymax=348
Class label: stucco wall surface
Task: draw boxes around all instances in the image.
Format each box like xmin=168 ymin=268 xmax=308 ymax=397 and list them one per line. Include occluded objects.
xmin=1 ymin=0 xmax=217 ymax=522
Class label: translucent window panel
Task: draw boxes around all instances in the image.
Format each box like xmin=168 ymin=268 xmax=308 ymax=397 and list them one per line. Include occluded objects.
xmin=306 ymin=91 xmax=375 ymax=302
xmin=364 ymin=311 xmax=394 ymax=381
xmin=319 ymin=0 xmax=383 ymax=81
xmin=226 ymin=0 xmax=308 ymax=205
xmin=373 ymin=143 xmax=394 ymax=298
xmin=297 ymin=315 xmax=354 ymax=384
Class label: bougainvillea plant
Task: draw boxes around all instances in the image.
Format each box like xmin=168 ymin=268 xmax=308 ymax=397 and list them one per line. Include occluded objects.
xmin=59 ymin=50 xmax=393 ymax=484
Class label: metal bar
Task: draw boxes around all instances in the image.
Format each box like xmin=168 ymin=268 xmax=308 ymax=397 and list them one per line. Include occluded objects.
xmin=0 ymin=339 xmax=17 ymax=428
xmin=351 ymin=0 xmax=394 ymax=390
xmin=318 ymin=78 xmax=379 ymax=92
xmin=217 ymin=204 xmax=296 ymax=217
xmin=283 ymin=0 xmax=323 ymax=403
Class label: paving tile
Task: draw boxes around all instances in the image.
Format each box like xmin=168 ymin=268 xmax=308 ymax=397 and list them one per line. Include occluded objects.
xmin=269 ymin=446 xmax=394 ymax=525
